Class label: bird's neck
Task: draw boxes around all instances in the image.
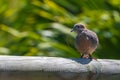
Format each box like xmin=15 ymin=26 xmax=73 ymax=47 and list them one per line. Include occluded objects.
xmin=77 ymin=29 xmax=85 ymax=34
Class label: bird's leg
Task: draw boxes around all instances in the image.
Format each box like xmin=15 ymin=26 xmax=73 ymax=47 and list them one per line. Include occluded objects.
xmin=88 ymin=54 xmax=97 ymax=60
xmin=80 ymin=54 xmax=89 ymax=59
xmin=80 ymin=54 xmax=84 ymax=58
xmin=88 ymin=54 xmax=92 ymax=59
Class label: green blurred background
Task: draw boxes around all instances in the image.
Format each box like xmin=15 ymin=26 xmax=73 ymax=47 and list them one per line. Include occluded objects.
xmin=0 ymin=0 xmax=120 ymax=59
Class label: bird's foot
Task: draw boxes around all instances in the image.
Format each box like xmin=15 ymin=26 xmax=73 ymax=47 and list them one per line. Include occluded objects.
xmin=80 ymin=54 xmax=97 ymax=60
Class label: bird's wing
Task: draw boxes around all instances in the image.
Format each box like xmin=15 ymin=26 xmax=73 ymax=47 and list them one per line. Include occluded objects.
xmin=84 ymin=30 xmax=98 ymax=47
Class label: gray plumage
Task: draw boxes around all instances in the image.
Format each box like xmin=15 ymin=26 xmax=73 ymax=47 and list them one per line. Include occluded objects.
xmin=71 ymin=23 xmax=98 ymax=58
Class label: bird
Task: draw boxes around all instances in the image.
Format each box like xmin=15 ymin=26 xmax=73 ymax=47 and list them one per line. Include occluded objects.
xmin=71 ymin=23 xmax=98 ymax=59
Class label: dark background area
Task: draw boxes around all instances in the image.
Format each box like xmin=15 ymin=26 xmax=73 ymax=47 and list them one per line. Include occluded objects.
xmin=0 ymin=0 xmax=120 ymax=59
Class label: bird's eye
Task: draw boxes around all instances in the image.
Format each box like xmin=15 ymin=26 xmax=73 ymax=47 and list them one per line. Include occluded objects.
xmin=76 ymin=25 xmax=79 ymax=28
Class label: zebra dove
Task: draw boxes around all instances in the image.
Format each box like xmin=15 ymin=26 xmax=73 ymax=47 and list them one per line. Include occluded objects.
xmin=71 ymin=23 xmax=98 ymax=59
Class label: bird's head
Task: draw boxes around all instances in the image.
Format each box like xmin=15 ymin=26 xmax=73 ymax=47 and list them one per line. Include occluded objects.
xmin=71 ymin=23 xmax=86 ymax=32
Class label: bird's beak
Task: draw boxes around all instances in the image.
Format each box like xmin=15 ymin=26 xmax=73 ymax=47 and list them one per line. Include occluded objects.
xmin=71 ymin=27 xmax=75 ymax=32
xmin=71 ymin=29 xmax=74 ymax=32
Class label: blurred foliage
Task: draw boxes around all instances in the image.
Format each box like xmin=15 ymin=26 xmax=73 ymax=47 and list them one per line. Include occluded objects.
xmin=0 ymin=0 xmax=120 ymax=59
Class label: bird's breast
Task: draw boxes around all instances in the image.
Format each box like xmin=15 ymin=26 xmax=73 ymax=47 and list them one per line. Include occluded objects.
xmin=75 ymin=31 xmax=98 ymax=54
xmin=75 ymin=34 xmax=89 ymax=51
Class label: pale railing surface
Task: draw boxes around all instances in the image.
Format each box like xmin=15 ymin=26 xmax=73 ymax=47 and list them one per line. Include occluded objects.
xmin=0 ymin=56 xmax=120 ymax=80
